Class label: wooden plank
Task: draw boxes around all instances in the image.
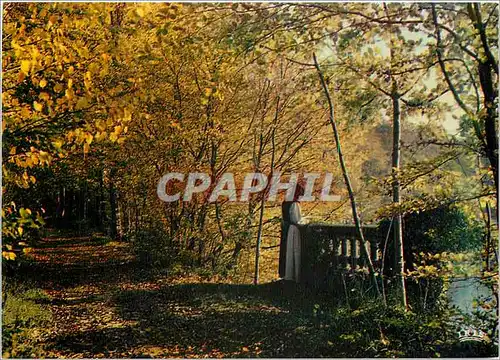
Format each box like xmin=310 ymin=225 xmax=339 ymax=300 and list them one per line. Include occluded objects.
xmin=370 ymin=239 xmax=378 ymax=262
xmin=350 ymin=237 xmax=357 ymax=268
xmin=341 ymin=238 xmax=348 ymax=267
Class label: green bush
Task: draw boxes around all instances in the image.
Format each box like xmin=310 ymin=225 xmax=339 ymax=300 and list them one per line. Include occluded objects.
xmin=404 ymin=205 xmax=483 ymax=254
xmin=303 ymin=300 xmax=467 ymax=357
xmin=2 ymin=284 xmax=51 ymax=358
xmin=380 ymin=205 xmax=483 ymax=272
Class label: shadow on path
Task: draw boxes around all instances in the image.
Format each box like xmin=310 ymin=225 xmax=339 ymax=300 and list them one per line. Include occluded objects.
xmin=48 ymin=282 xmax=328 ymax=358
xmin=17 ymin=232 xmax=336 ymax=358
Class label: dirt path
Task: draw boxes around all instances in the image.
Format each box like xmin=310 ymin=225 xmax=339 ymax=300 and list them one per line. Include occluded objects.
xmin=25 ymin=233 xmax=320 ymax=358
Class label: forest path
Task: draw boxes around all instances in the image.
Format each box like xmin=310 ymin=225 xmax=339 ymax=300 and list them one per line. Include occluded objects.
xmin=24 ymin=231 xmax=326 ymax=358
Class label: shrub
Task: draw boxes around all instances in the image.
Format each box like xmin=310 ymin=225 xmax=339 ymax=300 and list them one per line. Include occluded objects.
xmin=306 ymin=298 xmax=490 ymax=357
xmin=379 ymin=204 xmax=483 ymax=273
xmin=404 ymin=205 xmax=483 ymax=254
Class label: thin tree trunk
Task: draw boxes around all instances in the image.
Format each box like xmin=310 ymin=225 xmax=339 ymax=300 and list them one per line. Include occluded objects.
xmin=485 ymin=202 xmax=492 ymax=271
xmin=384 ymin=2 xmax=407 ymax=309
xmin=381 ymin=218 xmax=394 ymax=306
xmin=254 ymin=94 xmax=278 ymax=285
xmin=117 ymin=197 xmax=123 ymax=241
xmin=109 ymin=168 xmax=118 ymax=240
xmin=83 ymin=182 xmax=88 ymax=223
xmin=313 ymin=53 xmax=380 ymax=297
xmin=99 ymin=168 xmax=106 ymax=232
xmin=391 ymin=93 xmax=408 ymax=309
xmin=254 ymin=196 xmax=265 ymax=285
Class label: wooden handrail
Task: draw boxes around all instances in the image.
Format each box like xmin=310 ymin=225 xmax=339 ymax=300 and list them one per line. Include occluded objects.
xmin=285 ymin=222 xmax=382 ymax=286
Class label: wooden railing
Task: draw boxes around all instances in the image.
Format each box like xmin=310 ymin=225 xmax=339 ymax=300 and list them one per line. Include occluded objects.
xmin=295 ymin=223 xmax=381 ymax=287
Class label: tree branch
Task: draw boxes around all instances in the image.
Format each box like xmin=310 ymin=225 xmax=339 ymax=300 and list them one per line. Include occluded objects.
xmin=431 ymin=4 xmax=472 ymax=115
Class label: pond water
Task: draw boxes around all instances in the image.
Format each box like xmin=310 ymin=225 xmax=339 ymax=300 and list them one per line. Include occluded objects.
xmin=447 ymin=277 xmax=492 ymax=315
xmin=447 ymin=277 xmax=496 ymax=344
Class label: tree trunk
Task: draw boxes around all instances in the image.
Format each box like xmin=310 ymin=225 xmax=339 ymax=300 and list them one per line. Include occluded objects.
xmin=469 ymin=3 xmax=498 ymax=205
xmin=98 ymin=168 xmax=106 ymax=232
xmin=385 ymin=1 xmax=407 ymax=309
xmin=477 ymin=59 xmax=498 ymax=207
xmin=117 ymin=197 xmax=123 ymax=240
xmin=391 ymin=93 xmax=408 ymax=309
xmin=313 ymin=53 xmax=381 ymax=297
xmin=254 ymin=196 xmax=265 ymax=285
xmin=254 ymin=96 xmax=278 ymax=285
xmin=109 ymin=168 xmax=118 ymax=240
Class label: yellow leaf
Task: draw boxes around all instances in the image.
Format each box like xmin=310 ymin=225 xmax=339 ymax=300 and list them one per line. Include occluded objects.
xmin=95 ymin=131 xmax=107 ymax=141
xmin=39 ymin=151 xmax=50 ymax=163
xmin=49 ymin=15 xmax=58 ymax=25
xmin=123 ymin=108 xmax=132 ymax=121
xmin=39 ymin=78 xmax=47 ymax=88
xmin=65 ymin=89 xmax=74 ymax=100
xmin=18 ymin=227 xmax=23 ymax=235
xmin=9 ymin=147 xmax=16 ymax=155
xmin=54 ymin=83 xmax=63 ymax=92
xmin=89 ymin=62 xmax=100 ymax=74
xmin=52 ymin=140 xmax=63 ymax=150
xmin=85 ymin=133 xmax=93 ymax=145
xmin=75 ymin=97 xmax=89 ymax=110
xmin=21 ymin=107 xmax=31 ymax=118
xmin=33 ymin=101 xmax=43 ymax=112
xmin=83 ymin=142 xmax=90 ymax=154
xmin=29 ymin=153 xmax=38 ymax=165
xmin=21 ymin=60 xmax=31 ymax=75
xmin=2 ymin=251 xmax=16 ymax=260
xmin=96 ymin=120 xmax=106 ymax=131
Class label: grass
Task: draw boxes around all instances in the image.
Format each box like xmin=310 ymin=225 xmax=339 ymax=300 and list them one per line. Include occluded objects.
xmin=2 ymin=282 xmax=52 ymax=358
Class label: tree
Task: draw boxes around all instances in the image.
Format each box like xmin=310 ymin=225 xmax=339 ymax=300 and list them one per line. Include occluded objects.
xmin=2 ymin=3 xmax=131 ymax=259
xmin=430 ymin=3 xmax=498 ymax=205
